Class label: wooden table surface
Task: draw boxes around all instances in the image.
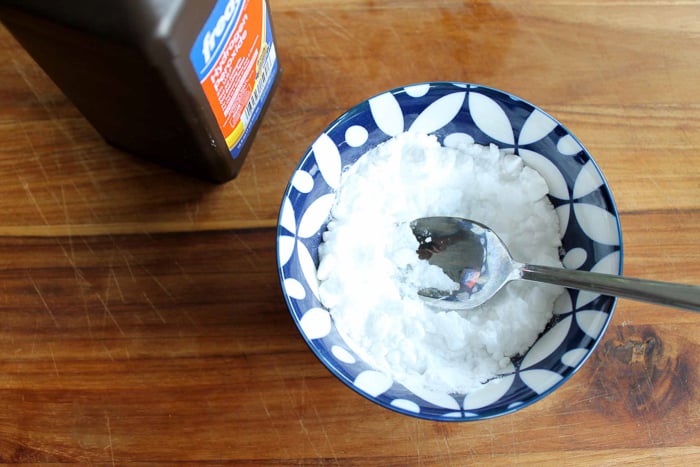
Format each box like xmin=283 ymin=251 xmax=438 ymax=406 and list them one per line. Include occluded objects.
xmin=1 ymin=0 xmax=699 ymax=464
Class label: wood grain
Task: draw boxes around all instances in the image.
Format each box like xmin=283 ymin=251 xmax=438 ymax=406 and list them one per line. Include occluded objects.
xmin=0 ymin=0 xmax=698 ymax=464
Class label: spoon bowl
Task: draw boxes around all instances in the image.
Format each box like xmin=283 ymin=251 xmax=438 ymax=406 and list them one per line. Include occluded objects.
xmin=412 ymin=217 xmax=700 ymax=312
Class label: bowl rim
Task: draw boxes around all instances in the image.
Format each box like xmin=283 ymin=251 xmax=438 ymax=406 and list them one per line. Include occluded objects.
xmin=276 ymin=81 xmax=623 ymax=421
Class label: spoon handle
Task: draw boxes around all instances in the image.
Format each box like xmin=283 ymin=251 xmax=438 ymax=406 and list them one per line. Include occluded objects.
xmin=519 ymin=264 xmax=700 ymax=312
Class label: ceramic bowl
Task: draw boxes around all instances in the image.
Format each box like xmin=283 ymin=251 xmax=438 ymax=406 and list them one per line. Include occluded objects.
xmin=276 ymin=82 xmax=622 ymax=421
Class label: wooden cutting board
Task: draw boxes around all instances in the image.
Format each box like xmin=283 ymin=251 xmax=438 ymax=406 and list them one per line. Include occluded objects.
xmin=0 ymin=0 xmax=698 ymax=464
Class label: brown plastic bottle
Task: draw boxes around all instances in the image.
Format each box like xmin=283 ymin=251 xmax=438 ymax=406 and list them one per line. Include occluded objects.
xmin=0 ymin=0 xmax=280 ymax=183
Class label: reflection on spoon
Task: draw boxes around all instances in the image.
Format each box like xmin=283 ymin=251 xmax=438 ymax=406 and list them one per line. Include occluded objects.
xmin=410 ymin=216 xmax=700 ymax=312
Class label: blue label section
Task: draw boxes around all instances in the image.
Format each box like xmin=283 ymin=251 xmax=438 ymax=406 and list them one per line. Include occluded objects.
xmin=190 ymin=0 xmax=244 ymax=78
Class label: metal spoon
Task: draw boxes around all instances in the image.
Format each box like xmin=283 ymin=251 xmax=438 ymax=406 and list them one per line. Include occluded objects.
xmin=411 ymin=216 xmax=700 ymax=312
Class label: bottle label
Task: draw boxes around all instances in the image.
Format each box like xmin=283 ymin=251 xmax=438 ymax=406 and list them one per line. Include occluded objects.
xmin=190 ymin=0 xmax=278 ymax=158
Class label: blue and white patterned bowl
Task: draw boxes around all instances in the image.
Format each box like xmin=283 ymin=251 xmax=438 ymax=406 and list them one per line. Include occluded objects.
xmin=277 ymin=82 xmax=622 ymax=421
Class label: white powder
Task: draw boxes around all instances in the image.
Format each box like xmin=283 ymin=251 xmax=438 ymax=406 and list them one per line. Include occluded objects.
xmin=317 ymin=132 xmax=564 ymax=394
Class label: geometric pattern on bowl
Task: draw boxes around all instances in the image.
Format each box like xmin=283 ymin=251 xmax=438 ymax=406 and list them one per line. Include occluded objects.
xmin=277 ymin=82 xmax=622 ymax=421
